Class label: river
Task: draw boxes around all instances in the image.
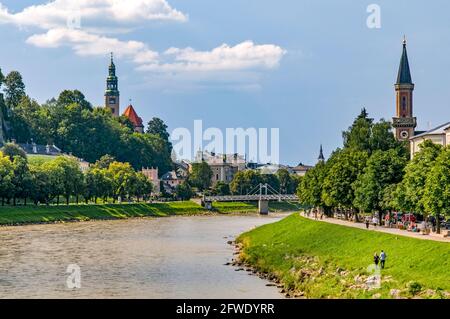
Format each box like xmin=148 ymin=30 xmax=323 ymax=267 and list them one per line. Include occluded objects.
xmin=0 ymin=214 xmax=286 ymax=299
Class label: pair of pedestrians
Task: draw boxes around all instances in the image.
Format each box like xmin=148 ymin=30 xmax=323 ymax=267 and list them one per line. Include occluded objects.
xmin=373 ymin=250 xmax=387 ymax=269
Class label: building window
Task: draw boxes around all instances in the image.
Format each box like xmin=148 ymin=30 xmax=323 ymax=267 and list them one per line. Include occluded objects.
xmin=402 ymin=96 xmax=407 ymax=111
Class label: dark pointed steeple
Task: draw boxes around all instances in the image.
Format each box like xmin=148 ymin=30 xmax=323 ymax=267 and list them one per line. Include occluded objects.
xmin=318 ymin=144 xmax=325 ymax=162
xmin=396 ymin=36 xmax=412 ymax=84
xmin=105 ymin=52 xmax=120 ymax=116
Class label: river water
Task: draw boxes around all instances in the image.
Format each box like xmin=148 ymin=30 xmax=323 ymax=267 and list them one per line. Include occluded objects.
xmin=0 ymin=214 xmax=285 ymax=299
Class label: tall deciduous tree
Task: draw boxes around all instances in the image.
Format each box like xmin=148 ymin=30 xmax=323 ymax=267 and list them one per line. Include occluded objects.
xmin=57 ymin=90 xmax=92 ymax=110
xmin=189 ymin=161 xmax=213 ymax=191
xmin=0 ymin=67 xmax=4 ymax=88
xmin=398 ymin=140 xmax=443 ymax=213
xmin=423 ymin=147 xmax=450 ymax=234
xmin=4 ymin=71 xmax=25 ymax=109
xmin=107 ymin=161 xmax=136 ymax=202
xmin=322 ymin=148 xmax=368 ymax=214
xmin=11 ymin=155 xmax=32 ymax=205
xmin=0 ymin=152 xmax=14 ymax=205
xmin=50 ymin=157 xmax=85 ymax=205
xmin=353 ymin=148 xmax=407 ymax=219
xmin=146 ymin=117 xmax=170 ymax=141
xmin=176 ymin=181 xmax=193 ymax=200
xmin=297 ymin=161 xmax=328 ymax=210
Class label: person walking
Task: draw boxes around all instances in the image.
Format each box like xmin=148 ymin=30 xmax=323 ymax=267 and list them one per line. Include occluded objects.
xmin=373 ymin=253 xmax=380 ymax=268
xmin=380 ymin=250 xmax=387 ymax=269
xmin=365 ymin=217 xmax=370 ymax=229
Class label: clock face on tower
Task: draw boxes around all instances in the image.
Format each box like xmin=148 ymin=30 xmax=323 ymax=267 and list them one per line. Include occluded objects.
xmin=400 ymin=130 xmax=409 ymax=139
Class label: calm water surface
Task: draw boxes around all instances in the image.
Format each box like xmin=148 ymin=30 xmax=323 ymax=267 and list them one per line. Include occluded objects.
xmin=0 ymin=214 xmax=285 ymax=298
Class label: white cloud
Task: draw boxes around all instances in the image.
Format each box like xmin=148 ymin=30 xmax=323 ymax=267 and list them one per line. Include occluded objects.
xmin=26 ymin=28 xmax=159 ymax=62
xmin=141 ymin=41 xmax=286 ymax=73
xmin=0 ymin=1 xmax=286 ymax=89
xmin=0 ymin=0 xmax=187 ymax=30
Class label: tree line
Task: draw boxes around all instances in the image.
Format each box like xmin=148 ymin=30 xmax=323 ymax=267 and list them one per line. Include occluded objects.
xmin=0 ymin=67 xmax=173 ymax=174
xmin=297 ymin=109 xmax=450 ymax=233
xmin=0 ymin=144 xmax=153 ymax=206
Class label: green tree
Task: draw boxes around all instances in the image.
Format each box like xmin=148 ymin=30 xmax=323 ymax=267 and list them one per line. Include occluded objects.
xmin=399 ymin=140 xmax=443 ymax=213
xmin=29 ymin=163 xmax=63 ymax=205
xmin=93 ymin=154 xmax=116 ymax=170
xmin=51 ymin=157 xmax=85 ymax=205
xmin=342 ymin=108 xmax=373 ymax=152
xmin=0 ymin=143 xmax=27 ymax=161
xmin=212 ymin=181 xmax=231 ymax=196
xmin=230 ymin=170 xmax=263 ymax=195
xmin=57 ymin=90 xmax=92 ymax=110
xmin=132 ymin=173 xmax=153 ymax=202
xmin=423 ymin=147 xmax=450 ymax=234
xmin=0 ymin=67 xmax=4 ymax=87
xmin=176 ymin=181 xmax=193 ymax=200
xmin=4 ymin=71 xmax=26 ymax=109
xmin=11 ymin=155 xmax=32 ymax=205
xmin=189 ymin=161 xmax=213 ymax=191
xmin=85 ymin=167 xmax=112 ymax=203
xmin=322 ymin=149 xmax=368 ymax=215
xmin=297 ymin=161 xmax=327 ymax=210
xmin=8 ymin=96 xmax=41 ymax=142
xmin=0 ymin=152 xmax=14 ymax=205
xmin=277 ymin=169 xmax=292 ymax=194
xmin=353 ymin=148 xmax=407 ymax=219
xmin=146 ymin=117 xmax=170 ymax=141
xmin=343 ymin=109 xmax=402 ymax=154
xmin=107 ymin=161 xmax=136 ymax=202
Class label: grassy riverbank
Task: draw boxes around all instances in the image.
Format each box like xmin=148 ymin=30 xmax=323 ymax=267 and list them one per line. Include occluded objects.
xmin=0 ymin=201 xmax=207 ymax=225
xmin=0 ymin=201 xmax=302 ymax=226
xmin=237 ymin=214 xmax=450 ymax=299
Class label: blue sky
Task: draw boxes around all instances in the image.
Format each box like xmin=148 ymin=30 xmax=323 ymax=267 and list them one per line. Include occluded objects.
xmin=1 ymin=0 xmax=450 ymax=165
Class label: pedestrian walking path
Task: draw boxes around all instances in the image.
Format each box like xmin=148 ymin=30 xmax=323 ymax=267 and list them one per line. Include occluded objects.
xmin=301 ymin=213 xmax=450 ymax=243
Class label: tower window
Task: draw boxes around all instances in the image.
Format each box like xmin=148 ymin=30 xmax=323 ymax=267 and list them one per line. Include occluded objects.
xmin=402 ymin=96 xmax=407 ymax=111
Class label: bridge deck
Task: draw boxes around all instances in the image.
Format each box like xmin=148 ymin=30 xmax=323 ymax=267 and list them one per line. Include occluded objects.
xmin=204 ymin=194 xmax=299 ymax=202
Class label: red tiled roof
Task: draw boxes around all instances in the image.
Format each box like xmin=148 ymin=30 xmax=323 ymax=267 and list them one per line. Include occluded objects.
xmin=123 ymin=105 xmax=143 ymax=128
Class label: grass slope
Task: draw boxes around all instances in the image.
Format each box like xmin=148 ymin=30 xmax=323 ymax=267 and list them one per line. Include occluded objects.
xmin=0 ymin=202 xmax=206 ymax=225
xmin=0 ymin=201 xmax=302 ymax=226
xmin=237 ymin=214 xmax=450 ymax=299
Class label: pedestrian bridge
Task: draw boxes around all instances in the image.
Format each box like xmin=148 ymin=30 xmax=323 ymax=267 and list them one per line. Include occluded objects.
xmin=203 ymin=184 xmax=299 ymax=215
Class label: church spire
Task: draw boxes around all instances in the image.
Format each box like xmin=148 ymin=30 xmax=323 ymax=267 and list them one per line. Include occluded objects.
xmin=105 ymin=52 xmax=120 ymax=117
xmin=318 ymin=144 xmax=325 ymax=163
xmin=396 ymin=36 xmax=412 ymax=84
xmin=393 ymin=37 xmax=416 ymax=141
xmin=109 ymin=52 xmax=116 ymax=77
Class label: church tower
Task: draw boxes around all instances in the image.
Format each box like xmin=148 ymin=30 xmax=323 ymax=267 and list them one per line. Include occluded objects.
xmin=392 ymin=37 xmax=416 ymax=141
xmin=318 ymin=144 xmax=325 ymax=163
xmin=105 ymin=53 xmax=120 ymax=117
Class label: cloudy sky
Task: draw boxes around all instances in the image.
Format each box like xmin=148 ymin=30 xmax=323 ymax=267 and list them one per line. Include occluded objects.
xmin=1 ymin=0 xmax=450 ymax=165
